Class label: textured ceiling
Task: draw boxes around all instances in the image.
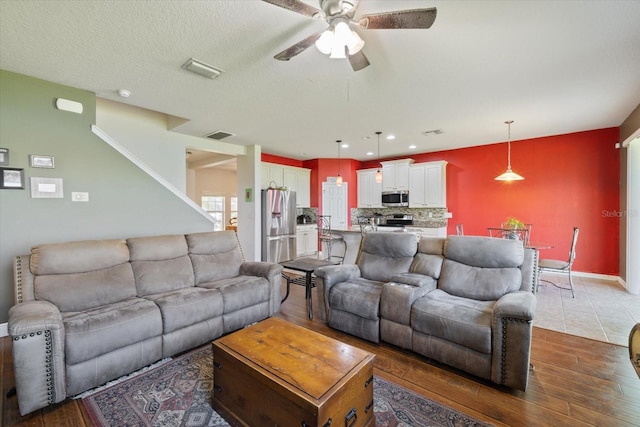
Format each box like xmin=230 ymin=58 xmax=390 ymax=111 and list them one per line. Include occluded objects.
xmin=1 ymin=0 xmax=639 ymax=161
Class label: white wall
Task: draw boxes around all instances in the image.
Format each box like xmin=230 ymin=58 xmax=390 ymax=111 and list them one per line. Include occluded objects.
xmin=627 ymin=136 xmax=639 ymax=294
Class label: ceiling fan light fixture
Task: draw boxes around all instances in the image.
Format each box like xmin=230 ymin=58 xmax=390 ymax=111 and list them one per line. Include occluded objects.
xmin=346 ymin=30 xmax=364 ymax=54
xmin=315 ymin=30 xmax=333 ymax=54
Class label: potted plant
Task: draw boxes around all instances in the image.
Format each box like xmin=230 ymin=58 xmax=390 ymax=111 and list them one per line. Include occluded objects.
xmin=504 ymin=217 xmax=525 ymax=229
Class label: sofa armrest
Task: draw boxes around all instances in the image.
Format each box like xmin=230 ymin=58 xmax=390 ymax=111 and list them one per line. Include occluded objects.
xmin=314 ymin=264 xmax=362 ymax=321
xmin=8 ymin=300 xmax=66 ymax=415
xmin=491 ymin=291 xmax=537 ymax=391
xmin=240 ymin=261 xmax=284 ymax=315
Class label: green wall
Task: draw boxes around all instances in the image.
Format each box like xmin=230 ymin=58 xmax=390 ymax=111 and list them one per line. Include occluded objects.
xmin=0 ymin=70 xmax=215 ymax=323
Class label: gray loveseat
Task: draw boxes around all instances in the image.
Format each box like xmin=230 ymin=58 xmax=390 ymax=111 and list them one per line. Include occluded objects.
xmin=8 ymin=230 xmax=283 ymax=415
xmin=314 ymin=232 xmax=538 ymax=391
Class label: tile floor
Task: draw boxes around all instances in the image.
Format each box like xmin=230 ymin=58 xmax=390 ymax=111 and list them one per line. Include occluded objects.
xmin=534 ymin=272 xmax=640 ymax=346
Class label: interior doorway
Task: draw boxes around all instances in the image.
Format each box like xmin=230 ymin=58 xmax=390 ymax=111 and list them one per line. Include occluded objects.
xmin=321 ymin=181 xmax=348 ymax=230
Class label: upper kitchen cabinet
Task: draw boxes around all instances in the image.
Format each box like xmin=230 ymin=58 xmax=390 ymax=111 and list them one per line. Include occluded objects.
xmin=409 ymin=161 xmax=447 ymax=208
xmin=284 ymin=167 xmax=311 ymax=208
xmin=357 ymin=169 xmax=383 ymax=208
xmin=381 ymin=159 xmax=414 ymax=192
xmin=261 ymin=163 xmax=311 ymax=207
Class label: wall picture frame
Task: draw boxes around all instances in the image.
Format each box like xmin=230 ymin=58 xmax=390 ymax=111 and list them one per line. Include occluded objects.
xmin=30 ymin=154 xmax=55 ymax=168
xmin=0 ymin=148 xmax=8 ymax=166
xmin=0 ymin=167 xmax=25 ymax=189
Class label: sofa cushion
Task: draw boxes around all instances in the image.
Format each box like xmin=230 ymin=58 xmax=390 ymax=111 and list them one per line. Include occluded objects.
xmin=411 ymin=289 xmax=494 ymax=354
xmin=131 ymin=256 xmax=195 ymax=297
xmin=357 ymin=233 xmax=417 ymax=282
xmin=63 ymin=297 xmax=162 ymax=365
xmin=438 ymin=259 xmax=522 ymax=301
xmin=145 ymin=287 xmax=223 ymax=333
xmin=409 ymin=253 xmax=444 ymax=280
xmin=34 ymin=263 xmax=136 ymax=312
xmin=127 ymin=235 xmax=195 ymax=296
xmin=127 ymin=234 xmax=189 ymax=261
xmin=187 ymin=231 xmax=244 ymax=284
xmin=444 ymin=236 xmax=524 ymax=268
xmin=329 ymin=278 xmax=384 ymax=320
xmin=30 ymin=239 xmax=130 ymax=275
xmin=198 ymin=275 xmax=269 ymax=313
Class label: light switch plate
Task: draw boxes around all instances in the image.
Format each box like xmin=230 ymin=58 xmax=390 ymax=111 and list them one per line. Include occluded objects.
xmin=72 ymin=192 xmax=89 ymax=202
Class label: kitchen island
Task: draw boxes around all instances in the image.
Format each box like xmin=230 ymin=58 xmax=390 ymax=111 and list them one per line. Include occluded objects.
xmin=329 ymin=226 xmax=448 ymax=265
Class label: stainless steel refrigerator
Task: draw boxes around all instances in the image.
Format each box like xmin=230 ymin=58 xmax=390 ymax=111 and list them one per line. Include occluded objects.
xmin=261 ymin=189 xmax=297 ymax=263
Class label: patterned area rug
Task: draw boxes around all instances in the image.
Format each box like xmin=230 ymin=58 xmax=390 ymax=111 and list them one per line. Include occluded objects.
xmin=83 ymin=345 xmax=493 ymax=427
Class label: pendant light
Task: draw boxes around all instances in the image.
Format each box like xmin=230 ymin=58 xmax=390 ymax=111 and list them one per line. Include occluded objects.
xmin=335 ymin=140 xmax=343 ymax=186
xmin=375 ymin=132 xmax=383 ymax=183
xmin=495 ymin=120 xmax=524 ymax=181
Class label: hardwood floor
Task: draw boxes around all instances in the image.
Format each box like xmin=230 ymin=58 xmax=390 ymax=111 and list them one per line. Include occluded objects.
xmin=2 ymin=282 xmax=639 ymax=426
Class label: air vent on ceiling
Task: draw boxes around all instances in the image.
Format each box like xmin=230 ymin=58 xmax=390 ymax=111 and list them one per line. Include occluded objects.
xmin=181 ymin=58 xmax=224 ymax=79
xmin=206 ymin=130 xmax=235 ymax=140
xmin=422 ymin=129 xmax=445 ymax=136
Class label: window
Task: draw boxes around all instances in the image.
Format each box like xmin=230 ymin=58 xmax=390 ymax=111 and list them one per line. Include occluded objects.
xmin=202 ymin=196 xmax=225 ymax=231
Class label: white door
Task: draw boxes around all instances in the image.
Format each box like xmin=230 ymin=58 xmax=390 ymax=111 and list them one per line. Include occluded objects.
xmin=322 ymin=182 xmax=348 ymax=230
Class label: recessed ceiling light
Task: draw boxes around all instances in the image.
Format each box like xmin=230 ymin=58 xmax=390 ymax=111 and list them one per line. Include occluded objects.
xmin=409 ymin=145 xmax=416 ymax=149
xmin=362 ymin=136 xmax=370 ymax=140
xmin=181 ymin=58 xmax=224 ymax=79
xmin=366 ymin=151 xmax=374 ymax=156
xmin=386 ymin=135 xmax=395 ymax=140
xmin=341 ymin=143 xmax=349 ymax=148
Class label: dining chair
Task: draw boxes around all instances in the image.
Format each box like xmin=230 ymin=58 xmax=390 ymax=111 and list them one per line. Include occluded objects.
xmin=357 ymin=217 xmax=375 ymax=236
xmin=318 ymin=215 xmax=344 ymax=263
xmin=537 ymin=227 xmax=579 ymax=298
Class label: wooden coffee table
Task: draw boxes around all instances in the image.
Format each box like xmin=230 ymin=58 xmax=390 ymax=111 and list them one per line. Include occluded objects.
xmin=212 ymin=317 xmax=375 ymax=427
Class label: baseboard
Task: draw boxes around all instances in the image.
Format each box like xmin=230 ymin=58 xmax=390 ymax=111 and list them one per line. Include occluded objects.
xmin=0 ymin=322 xmax=7 ymax=338
xmin=572 ymin=270 xmax=624 ymax=285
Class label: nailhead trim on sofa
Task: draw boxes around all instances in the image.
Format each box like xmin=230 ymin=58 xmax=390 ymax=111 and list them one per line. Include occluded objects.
xmin=13 ymin=330 xmax=55 ymax=404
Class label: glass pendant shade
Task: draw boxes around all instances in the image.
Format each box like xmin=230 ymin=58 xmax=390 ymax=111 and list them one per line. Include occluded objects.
xmin=336 ymin=174 xmax=343 ymax=186
xmin=315 ymin=30 xmax=333 ymax=55
xmin=495 ymin=120 xmax=524 ymax=181
xmin=375 ymin=169 xmax=382 ymax=183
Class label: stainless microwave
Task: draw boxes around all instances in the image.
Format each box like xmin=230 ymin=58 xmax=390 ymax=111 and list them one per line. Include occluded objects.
xmin=382 ymin=191 xmax=409 ymax=207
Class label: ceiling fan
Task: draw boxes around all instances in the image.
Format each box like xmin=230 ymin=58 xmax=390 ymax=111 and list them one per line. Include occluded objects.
xmin=263 ymin=0 xmax=437 ymax=71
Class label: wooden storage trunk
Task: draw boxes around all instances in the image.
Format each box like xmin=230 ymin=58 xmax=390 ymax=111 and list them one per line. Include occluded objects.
xmin=212 ymin=317 xmax=375 ymax=427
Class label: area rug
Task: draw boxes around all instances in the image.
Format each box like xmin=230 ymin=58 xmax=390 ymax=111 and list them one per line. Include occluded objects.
xmin=83 ymin=345 xmax=493 ymax=427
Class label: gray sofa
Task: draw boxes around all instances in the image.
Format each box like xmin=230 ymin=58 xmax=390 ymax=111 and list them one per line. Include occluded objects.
xmin=314 ymin=232 xmax=538 ymax=391
xmin=8 ymin=230 xmax=283 ymax=415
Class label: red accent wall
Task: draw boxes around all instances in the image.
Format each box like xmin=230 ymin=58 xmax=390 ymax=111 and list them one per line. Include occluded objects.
xmin=266 ymin=128 xmax=621 ymax=275
xmin=261 ymin=153 xmax=304 ymax=168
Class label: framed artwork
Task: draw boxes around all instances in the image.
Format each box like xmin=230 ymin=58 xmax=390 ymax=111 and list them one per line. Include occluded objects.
xmin=30 ymin=154 xmax=55 ymax=168
xmin=0 ymin=167 xmax=25 ymax=189
xmin=0 ymin=148 xmax=8 ymax=166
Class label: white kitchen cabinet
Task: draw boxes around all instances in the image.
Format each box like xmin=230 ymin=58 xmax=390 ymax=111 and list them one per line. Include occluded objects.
xmin=296 ymin=224 xmax=318 ymax=257
xmin=357 ymin=169 xmax=383 ymax=208
xmin=262 ymin=163 xmax=311 ymax=207
xmin=261 ymin=163 xmax=284 ymax=189
xmin=381 ymin=159 xmax=414 ymax=192
xmin=409 ymin=161 xmax=447 ymax=208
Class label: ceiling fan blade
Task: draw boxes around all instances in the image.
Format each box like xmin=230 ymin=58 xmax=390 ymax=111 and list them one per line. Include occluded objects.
xmin=349 ymin=50 xmax=370 ymax=72
xmin=262 ymin=0 xmax=322 ymax=18
xmin=274 ymin=32 xmax=323 ymax=61
xmin=359 ymin=8 xmax=437 ymax=29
